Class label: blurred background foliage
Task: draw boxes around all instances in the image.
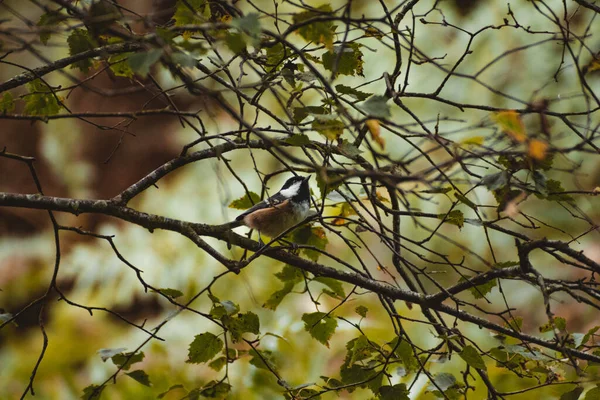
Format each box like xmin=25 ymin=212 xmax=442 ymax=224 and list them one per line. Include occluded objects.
xmin=0 ymin=0 xmax=599 ymax=399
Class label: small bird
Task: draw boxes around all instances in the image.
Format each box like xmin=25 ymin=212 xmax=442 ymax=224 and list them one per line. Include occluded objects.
xmin=229 ymin=175 xmax=312 ymax=239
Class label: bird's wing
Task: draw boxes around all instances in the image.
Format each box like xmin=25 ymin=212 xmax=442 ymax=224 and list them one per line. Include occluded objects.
xmin=235 ymin=193 xmax=287 ymax=221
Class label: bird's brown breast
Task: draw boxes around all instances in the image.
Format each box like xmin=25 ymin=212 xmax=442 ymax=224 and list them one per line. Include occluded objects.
xmin=242 ymin=199 xmax=296 ymax=237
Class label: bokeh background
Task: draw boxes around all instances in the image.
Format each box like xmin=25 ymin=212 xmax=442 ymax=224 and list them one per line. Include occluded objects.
xmin=1 ymin=0 xmax=600 ymax=399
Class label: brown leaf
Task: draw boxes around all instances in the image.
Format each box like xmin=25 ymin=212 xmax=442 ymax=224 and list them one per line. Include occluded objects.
xmin=504 ymin=191 xmax=527 ymax=218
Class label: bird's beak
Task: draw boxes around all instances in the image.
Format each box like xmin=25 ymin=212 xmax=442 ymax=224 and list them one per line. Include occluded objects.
xmin=304 ymin=175 xmax=311 ymax=182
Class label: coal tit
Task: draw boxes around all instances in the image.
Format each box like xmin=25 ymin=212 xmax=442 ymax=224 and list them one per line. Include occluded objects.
xmin=230 ymin=175 xmax=312 ymax=238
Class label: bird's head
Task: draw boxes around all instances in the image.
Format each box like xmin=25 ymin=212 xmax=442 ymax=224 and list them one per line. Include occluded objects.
xmin=279 ymin=175 xmax=311 ymax=201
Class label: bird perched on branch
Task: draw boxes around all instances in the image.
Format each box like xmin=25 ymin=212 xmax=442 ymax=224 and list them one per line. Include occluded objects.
xmin=228 ymin=175 xmax=312 ymax=240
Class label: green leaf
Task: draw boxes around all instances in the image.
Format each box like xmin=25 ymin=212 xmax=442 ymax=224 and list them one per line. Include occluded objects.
xmin=177 ymin=38 xmax=207 ymax=54
xmin=338 ymin=139 xmax=362 ymax=157
xmin=275 ymin=264 xmax=304 ymax=283
xmin=156 ymin=288 xmax=183 ymax=298
xmin=422 ymin=186 xmax=453 ymax=194
xmin=293 ymin=106 xmax=328 ymax=124
xmin=125 ymin=370 xmax=151 ymax=387
xmin=544 ymin=179 xmax=573 ymax=202
xmin=81 ymin=384 xmax=104 ymax=400
xmin=292 ymin=226 xmax=328 ymax=261
xmin=576 ymin=326 xmax=599 ymax=348
xmin=186 ymin=332 xmax=223 ymax=364
xmin=128 ymin=49 xmax=163 ymax=78
xmin=263 ymin=282 xmax=295 ymax=310
xmin=459 ymin=345 xmax=486 ymax=370
xmin=302 ymin=312 xmax=337 ymax=347
xmin=208 ymin=356 xmax=227 ymax=371
xmin=358 ymin=95 xmax=390 ymax=119
xmin=481 ymin=171 xmax=508 ymax=191
xmin=265 ymin=43 xmax=288 ymax=71
xmin=37 ymin=10 xmax=63 ymax=45
xmin=585 ymin=385 xmax=600 ymax=400
xmin=223 ymin=311 xmax=260 ymax=342
xmin=539 ymin=316 xmax=567 ymax=333
xmin=312 ymin=115 xmax=345 ymax=140
xmin=339 ymin=364 xmax=382 ymax=394
xmin=228 ymin=191 xmax=261 ymax=210
xmin=231 ymin=13 xmax=261 ymax=45
xmin=170 ymin=51 xmax=198 ymax=68
xmin=536 ymin=152 xmax=555 ymax=171
xmin=321 ymin=376 xmax=343 ymax=389
xmin=157 ymin=27 xmax=178 ymax=43
xmin=504 ymin=344 xmax=551 ymax=361
xmin=24 ymin=79 xmax=63 ymax=116
xmin=67 ymin=29 xmax=97 ymax=72
xmin=505 ymin=316 xmax=523 ymax=331
xmin=249 ymin=349 xmax=277 ymax=371
xmin=437 ymin=209 xmax=464 ymax=229
xmin=366 ymin=370 xmax=384 ymax=394
xmin=493 ymin=187 xmax=524 ymax=212
xmin=313 ymin=276 xmax=345 ymax=298
xmin=315 ymin=172 xmax=342 ymax=199
xmin=225 ymin=32 xmax=246 ymax=54
xmin=390 ymin=338 xmax=418 ymax=372
xmin=282 ymin=63 xmax=297 ymax=86
xmin=158 ymin=385 xmax=185 ymax=399
xmin=532 ymin=170 xmax=547 ymax=196
xmin=292 ymin=5 xmax=335 ymax=49
xmin=285 ymin=134 xmax=311 ymax=146
xmin=322 ymin=43 xmax=364 ymax=77
xmin=88 ymin=1 xmax=121 ymax=35
xmin=555 ymin=316 xmax=567 ymax=331
xmin=347 ymin=335 xmax=372 ymax=365
xmin=111 ymin=351 xmax=144 ymax=371
xmin=455 ymin=193 xmax=477 ymax=210
xmin=355 ymin=305 xmax=368 ymax=318
xmin=335 ymin=84 xmax=372 ymax=101
xmin=200 ymin=381 xmax=232 ymax=398
xmin=265 ymin=265 xmax=303 ymax=309
xmin=173 ymin=0 xmax=210 ymax=26
xmin=108 ymin=52 xmax=134 ymax=78
xmin=380 ymin=384 xmax=410 ymax=400
xmin=458 ymin=275 xmax=497 ymax=299
xmin=210 ymin=299 xmax=240 ymax=319
xmin=560 ymin=386 xmax=584 ymax=400
xmin=0 ymin=92 xmax=15 ymax=113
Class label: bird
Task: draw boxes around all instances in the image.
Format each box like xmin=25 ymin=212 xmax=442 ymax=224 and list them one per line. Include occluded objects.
xmin=228 ymin=175 xmax=312 ymax=241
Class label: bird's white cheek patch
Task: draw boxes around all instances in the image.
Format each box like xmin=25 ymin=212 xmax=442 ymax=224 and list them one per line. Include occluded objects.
xmin=279 ymin=181 xmax=301 ymax=198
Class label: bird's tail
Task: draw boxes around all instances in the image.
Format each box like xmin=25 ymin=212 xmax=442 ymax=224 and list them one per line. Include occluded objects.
xmin=216 ymin=219 xmax=244 ymax=231
xmin=218 ymin=220 xmax=245 ymax=250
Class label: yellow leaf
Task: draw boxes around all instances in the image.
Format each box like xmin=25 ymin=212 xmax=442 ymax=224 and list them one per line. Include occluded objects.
xmin=493 ymin=111 xmax=527 ymax=143
xmin=461 ymin=136 xmax=484 ymax=147
xmin=586 ymin=59 xmax=600 ymax=73
xmin=528 ymin=139 xmax=548 ymax=160
xmin=366 ymin=119 xmax=385 ymax=149
xmin=332 ymin=203 xmax=356 ymax=225
xmin=339 ymin=202 xmax=357 ymax=217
